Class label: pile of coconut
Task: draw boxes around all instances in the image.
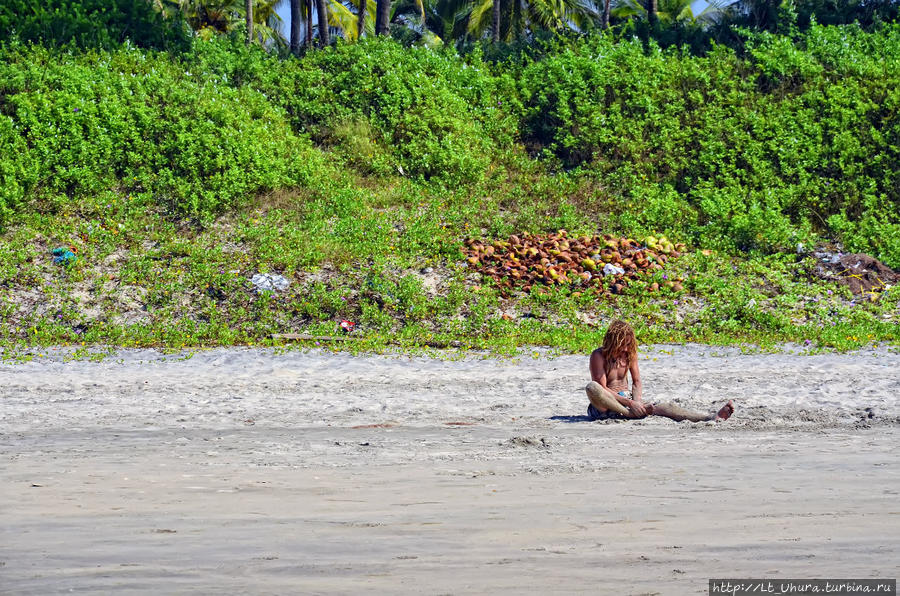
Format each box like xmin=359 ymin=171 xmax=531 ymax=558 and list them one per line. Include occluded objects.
xmin=463 ymin=229 xmax=686 ymax=295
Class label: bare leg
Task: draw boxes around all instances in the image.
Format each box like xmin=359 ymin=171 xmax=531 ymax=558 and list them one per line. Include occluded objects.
xmin=585 ymin=381 xmax=629 ymax=415
xmin=648 ymin=400 xmax=734 ymax=423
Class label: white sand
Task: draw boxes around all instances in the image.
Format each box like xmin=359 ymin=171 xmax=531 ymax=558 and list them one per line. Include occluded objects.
xmin=2 ymin=346 xmax=899 ymax=594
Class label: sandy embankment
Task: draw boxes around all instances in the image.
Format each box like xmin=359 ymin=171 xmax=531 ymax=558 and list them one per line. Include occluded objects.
xmin=1 ymin=346 xmax=899 ymax=594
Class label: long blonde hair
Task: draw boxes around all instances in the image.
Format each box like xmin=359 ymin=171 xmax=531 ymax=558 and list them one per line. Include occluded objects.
xmin=601 ymin=319 xmax=637 ymax=376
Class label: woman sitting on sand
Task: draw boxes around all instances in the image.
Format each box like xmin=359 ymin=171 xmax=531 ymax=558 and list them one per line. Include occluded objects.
xmin=586 ymin=320 xmax=734 ymax=422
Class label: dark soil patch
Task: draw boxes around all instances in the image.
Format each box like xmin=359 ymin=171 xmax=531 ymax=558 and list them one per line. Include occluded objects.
xmin=814 ymin=251 xmax=899 ymax=296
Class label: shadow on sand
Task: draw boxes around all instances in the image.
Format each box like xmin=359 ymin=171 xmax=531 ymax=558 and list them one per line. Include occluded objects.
xmin=549 ymin=415 xmax=593 ymax=423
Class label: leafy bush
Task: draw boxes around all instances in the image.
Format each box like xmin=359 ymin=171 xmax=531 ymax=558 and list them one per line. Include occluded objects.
xmin=0 ymin=113 xmax=37 ymax=222
xmin=0 ymin=43 xmax=318 ymax=222
xmin=518 ymin=26 xmax=900 ymax=266
xmin=246 ymin=39 xmax=514 ymax=184
xmin=0 ymin=0 xmax=191 ymax=51
xmin=2 ymin=27 xmax=900 ymax=268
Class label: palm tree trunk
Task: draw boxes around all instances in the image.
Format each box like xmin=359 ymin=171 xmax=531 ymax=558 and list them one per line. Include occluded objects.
xmin=375 ymin=0 xmax=390 ymax=35
xmin=646 ymin=0 xmax=658 ymax=26
xmin=602 ymin=0 xmax=610 ymax=29
xmin=358 ymin=0 xmax=366 ymax=38
xmin=306 ymin=0 xmax=313 ymax=46
xmin=513 ymin=0 xmax=521 ymax=40
xmin=492 ymin=0 xmax=500 ymax=42
xmin=316 ymin=0 xmax=329 ymax=46
xmin=290 ymin=0 xmax=302 ymax=54
xmin=245 ymin=0 xmax=253 ymax=44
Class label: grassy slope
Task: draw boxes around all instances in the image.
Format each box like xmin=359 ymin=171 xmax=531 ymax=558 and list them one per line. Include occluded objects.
xmin=1 ymin=34 xmax=898 ymax=356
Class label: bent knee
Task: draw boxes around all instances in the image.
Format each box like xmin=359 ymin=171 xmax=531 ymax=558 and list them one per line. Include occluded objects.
xmin=585 ymin=381 xmax=602 ymax=396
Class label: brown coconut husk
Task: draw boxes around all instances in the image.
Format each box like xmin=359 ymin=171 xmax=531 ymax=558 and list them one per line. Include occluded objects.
xmin=462 ymin=230 xmax=685 ymax=296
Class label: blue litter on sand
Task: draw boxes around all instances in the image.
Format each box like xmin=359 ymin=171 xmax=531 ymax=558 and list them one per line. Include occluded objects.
xmin=51 ymin=247 xmax=77 ymax=266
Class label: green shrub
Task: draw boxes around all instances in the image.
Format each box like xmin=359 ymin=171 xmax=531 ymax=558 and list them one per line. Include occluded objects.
xmin=518 ymin=26 xmax=900 ymax=266
xmin=0 ymin=114 xmax=36 ymax=221
xmin=0 ymin=43 xmax=318 ymax=223
xmin=0 ymin=0 xmax=191 ymax=51
xmin=253 ymin=39 xmax=512 ymax=184
xmin=2 ymin=26 xmax=900 ymax=267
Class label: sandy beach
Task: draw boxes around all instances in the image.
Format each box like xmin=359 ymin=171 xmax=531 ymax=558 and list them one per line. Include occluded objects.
xmin=2 ymin=345 xmax=899 ymax=594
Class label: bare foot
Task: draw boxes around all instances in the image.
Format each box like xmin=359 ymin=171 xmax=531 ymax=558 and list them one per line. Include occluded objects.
xmin=714 ymin=400 xmax=735 ymax=422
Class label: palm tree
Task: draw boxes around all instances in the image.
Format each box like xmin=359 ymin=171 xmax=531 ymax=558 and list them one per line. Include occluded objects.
xmin=611 ymin=0 xmax=725 ymax=27
xmin=290 ymin=0 xmax=302 ymax=52
xmin=246 ymin=0 xmax=253 ymax=42
xmin=646 ymin=0 xmax=657 ymax=26
xmin=316 ymin=0 xmax=330 ymax=44
xmin=325 ymin=0 xmax=374 ymax=40
xmin=158 ymin=0 xmax=236 ymax=33
xmin=252 ymin=0 xmax=286 ymax=44
xmin=721 ymin=0 xmax=779 ymax=31
xmin=465 ymin=0 xmax=598 ymax=41
xmin=492 ymin=0 xmax=500 ymax=40
xmin=376 ymin=0 xmax=391 ymax=34
xmin=388 ymin=0 xmax=451 ymax=42
xmin=157 ymin=0 xmax=284 ymax=44
xmin=387 ymin=0 xmax=459 ymax=44
xmin=358 ymin=0 xmax=367 ymax=37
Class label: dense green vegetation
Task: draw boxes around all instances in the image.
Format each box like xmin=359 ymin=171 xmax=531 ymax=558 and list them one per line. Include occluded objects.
xmin=1 ymin=19 xmax=899 ymax=354
xmin=0 ymin=0 xmax=192 ymax=51
xmin=521 ymin=28 xmax=900 ymax=264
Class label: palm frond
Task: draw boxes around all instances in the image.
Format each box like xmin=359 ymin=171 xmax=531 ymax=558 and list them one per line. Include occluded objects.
xmin=324 ymin=0 xmax=356 ymax=39
xmin=466 ymin=0 xmax=494 ymax=36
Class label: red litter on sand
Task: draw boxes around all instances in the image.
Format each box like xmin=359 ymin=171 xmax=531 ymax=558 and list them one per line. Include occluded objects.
xmin=339 ymin=320 xmax=355 ymax=333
